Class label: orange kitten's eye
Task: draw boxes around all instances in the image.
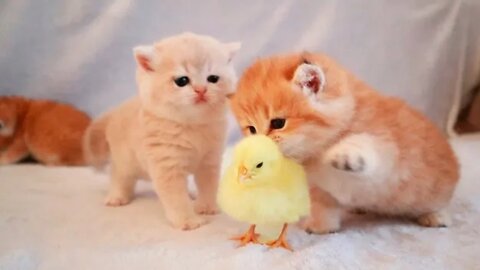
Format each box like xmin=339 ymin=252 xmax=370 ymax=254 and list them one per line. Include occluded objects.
xmin=207 ymin=75 xmax=219 ymax=83
xmin=174 ymin=76 xmax=190 ymax=87
xmin=247 ymin=126 xmax=256 ymax=134
xmin=0 ymin=121 xmax=3 ymax=129
xmin=270 ymin=118 xmax=286 ymax=129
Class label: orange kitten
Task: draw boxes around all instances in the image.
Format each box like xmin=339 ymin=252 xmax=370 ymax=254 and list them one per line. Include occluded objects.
xmin=83 ymin=33 xmax=240 ymax=230
xmin=230 ymin=53 xmax=459 ymax=233
xmin=0 ymin=96 xmax=91 ymax=166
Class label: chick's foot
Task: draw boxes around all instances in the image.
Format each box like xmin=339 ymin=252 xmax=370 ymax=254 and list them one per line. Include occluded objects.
xmin=266 ymin=223 xmax=293 ymax=251
xmin=230 ymin=225 xmax=260 ymax=247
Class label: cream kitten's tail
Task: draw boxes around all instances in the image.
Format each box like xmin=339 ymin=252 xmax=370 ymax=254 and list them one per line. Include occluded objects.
xmin=83 ymin=115 xmax=110 ymax=170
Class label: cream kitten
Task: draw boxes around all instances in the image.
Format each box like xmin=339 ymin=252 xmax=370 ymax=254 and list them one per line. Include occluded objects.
xmin=231 ymin=53 xmax=459 ymax=233
xmin=84 ymin=32 xmax=241 ymax=230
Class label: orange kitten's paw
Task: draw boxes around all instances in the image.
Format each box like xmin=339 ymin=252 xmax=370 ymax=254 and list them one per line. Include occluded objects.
xmin=194 ymin=200 xmax=219 ymax=215
xmin=325 ymin=146 xmax=366 ymax=172
xmin=324 ymin=134 xmax=378 ymax=174
xmin=417 ymin=210 xmax=451 ymax=227
xmin=170 ymin=214 xmax=208 ymax=230
xmin=0 ymin=153 xmax=26 ymax=165
xmin=0 ymin=156 xmax=10 ymax=165
xmin=104 ymin=194 xmax=132 ymax=207
xmin=300 ymin=217 xmax=340 ymax=235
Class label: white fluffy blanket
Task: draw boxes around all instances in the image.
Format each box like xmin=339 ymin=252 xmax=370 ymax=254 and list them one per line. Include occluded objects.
xmin=1 ymin=135 xmax=479 ymax=270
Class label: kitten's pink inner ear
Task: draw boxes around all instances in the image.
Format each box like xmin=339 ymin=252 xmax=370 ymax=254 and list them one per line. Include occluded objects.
xmin=136 ymin=55 xmax=154 ymax=72
xmin=133 ymin=46 xmax=155 ymax=72
xmin=293 ymin=63 xmax=326 ymax=94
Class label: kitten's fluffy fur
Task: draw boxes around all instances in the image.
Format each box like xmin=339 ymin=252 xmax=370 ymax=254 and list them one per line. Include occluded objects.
xmin=0 ymin=96 xmax=90 ymax=165
xmin=83 ymin=33 xmax=240 ymax=230
xmin=230 ymin=53 xmax=459 ymax=233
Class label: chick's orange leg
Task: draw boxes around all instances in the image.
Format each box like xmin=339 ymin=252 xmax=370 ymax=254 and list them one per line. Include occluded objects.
xmin=230 ymin=225 xmax=260 ymax=247
xmin=266 ymin=223 xmax=293 ymax=251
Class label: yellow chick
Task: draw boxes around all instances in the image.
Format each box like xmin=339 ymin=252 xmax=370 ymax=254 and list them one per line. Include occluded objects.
xmin=217 ymin=135 xmax=310 ymax=251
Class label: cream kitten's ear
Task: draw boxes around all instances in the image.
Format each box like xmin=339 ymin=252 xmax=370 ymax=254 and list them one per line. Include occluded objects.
xmin=292 ymin=61 xmax=326 ymax=95
xmin=133 ymin=45 xmax=155 ymax=72
xmin=224 ymin=42 xmax=241 ymax=62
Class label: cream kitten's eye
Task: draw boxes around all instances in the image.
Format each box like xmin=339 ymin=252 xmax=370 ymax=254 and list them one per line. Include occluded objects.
xmin=270 ymin=118 xmax=286 ymax=129
xmin=247 ymin=126 xmax=256 ymax=134
xmin=174 ymin=76 xmax=190 ymax=87
xmin=207 ymin=75 xmax=219 ymax=83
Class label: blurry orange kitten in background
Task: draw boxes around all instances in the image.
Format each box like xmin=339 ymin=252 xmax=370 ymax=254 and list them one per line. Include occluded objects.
xmin=230 ymin=53 xmax=459 ymax=233
xmin=83 ymin=33 xmax=240 ymax=230
xmin=0 ymin=96 xmax=90 ymax=166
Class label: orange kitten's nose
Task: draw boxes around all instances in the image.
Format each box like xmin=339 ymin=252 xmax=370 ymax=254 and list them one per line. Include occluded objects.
xmin=193 ymin=86 xmax=207 ymax=95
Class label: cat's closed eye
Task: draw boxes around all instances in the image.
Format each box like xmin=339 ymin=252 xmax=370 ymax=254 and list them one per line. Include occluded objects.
xmin=174 ymin=76 xmax=190 ymax=87
xmin=0 ymin=121 xmax=4 ymax=129
xmin=247 ymin=126 xmax=256 ymax=134
xmin=270 ymin=118 xmax=286 ymax=129
xmin=207 ymin=75 xmax=219 ymax=83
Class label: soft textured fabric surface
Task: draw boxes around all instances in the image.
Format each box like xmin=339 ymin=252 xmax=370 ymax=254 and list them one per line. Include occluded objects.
xmin=0 ymin=135 xmax=479 ymax=270
xmin=1 ymin=0 xmax=480 ymax=138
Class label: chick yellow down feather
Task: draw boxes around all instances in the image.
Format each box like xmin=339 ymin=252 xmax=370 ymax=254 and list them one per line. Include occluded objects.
xmin=217 ymin=135 xmax=310 ymax=226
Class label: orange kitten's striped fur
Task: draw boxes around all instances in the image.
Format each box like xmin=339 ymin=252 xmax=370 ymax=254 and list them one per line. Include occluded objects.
xmin=0 ymin=96 xmax=90 ymax=166
xmin=230 ymin=53 xmax=459 ymax=233
xmin=83 ymin=33 xmax=240 ymax=230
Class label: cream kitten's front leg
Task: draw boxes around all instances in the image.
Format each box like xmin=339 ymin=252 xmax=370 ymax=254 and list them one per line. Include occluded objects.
xmin=151 ymin=166 xmax=207 ymax=230
xmin=193 ymin=152 xmax=221 ymax=215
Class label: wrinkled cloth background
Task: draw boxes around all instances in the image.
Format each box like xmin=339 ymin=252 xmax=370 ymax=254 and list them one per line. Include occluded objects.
xmin=1 ymin=0 xmax=479 ymax=142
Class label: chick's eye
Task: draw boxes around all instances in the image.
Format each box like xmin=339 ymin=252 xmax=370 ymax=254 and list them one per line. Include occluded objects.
xmin=247 ymin=126 xmax=256 ymax=134
xmin=207 ymin=75 xmax=219 ymax=83
xmin=270 ymin=118 xmax=286 ymax=129
xmin=256 ymin=162 xmax=263 ymax=168
xmin=174 ymin=76 xmax=190 ymax=87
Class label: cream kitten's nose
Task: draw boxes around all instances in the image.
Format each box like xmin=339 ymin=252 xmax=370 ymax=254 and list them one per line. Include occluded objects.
xmin=193 ymin=86 xmax=207 ymax=95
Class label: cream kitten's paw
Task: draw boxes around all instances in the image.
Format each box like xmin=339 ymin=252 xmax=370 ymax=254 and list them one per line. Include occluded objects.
xmin=417 ymin=210 xmax=451 ymax=227
xmin=324 ymin=134 xmax=378 ymax=174
xmin=300 ymin=217 xmax=340 ymax=234
xmin=194 ymin=200 xmax=219 ymax=215
xmin=169 ymin=213 xmax=208 ymax=230
xmin=104 ymin=193 xmax=132 ymax=207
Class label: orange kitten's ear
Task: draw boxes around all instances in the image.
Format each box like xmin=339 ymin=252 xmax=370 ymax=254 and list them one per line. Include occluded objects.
xmin=133 ymin=45 xmax=155 ymax=72
xmin=292 ymin=62 xmax=326 ymax=94
xmin=224 ymin=42 xmax=242 ymax=62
